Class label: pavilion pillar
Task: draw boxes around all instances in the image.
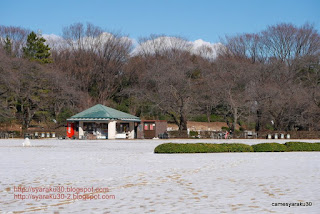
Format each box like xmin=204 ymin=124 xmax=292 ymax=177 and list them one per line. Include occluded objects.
xmin=108 ymin=120 xmax=116 ymax=139
xmin=128 ymin=122 xmax=135 ymax=139
xmin=79 ymin=121 xmax=84 ymax=139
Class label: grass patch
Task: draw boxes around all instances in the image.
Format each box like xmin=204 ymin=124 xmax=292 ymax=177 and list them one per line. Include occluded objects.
xmin=154 ymin=142 xmax=320 ymax=153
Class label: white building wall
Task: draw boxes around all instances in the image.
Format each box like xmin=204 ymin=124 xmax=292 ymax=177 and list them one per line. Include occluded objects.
xmin=108 ymin=121 xmax=117 ymax=139
xmin=79 ymin=121 xmax=84 ymax=139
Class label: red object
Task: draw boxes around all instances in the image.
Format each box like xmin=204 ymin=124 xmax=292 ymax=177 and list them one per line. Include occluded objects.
xmin=67 ymin=122 xmax=74 ymax=138
xmin=225 ymin=131 xmax=229 ymax=139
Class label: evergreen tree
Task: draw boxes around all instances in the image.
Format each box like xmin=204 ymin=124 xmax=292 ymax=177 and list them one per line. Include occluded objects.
xmin=23 ymin=31 xmax=52 ymax=63
xmin=4 ymin=36 xmax=12 ymax=56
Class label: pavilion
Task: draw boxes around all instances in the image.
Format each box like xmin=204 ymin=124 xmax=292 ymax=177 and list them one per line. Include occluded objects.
xmin=66 ymin=104 xmax=141 ymax=139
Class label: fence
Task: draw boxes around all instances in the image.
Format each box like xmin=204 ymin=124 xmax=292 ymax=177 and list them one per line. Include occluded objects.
xmin=167 ymin=130 xmax=320 ymax=139
xmin=257 ymin=131 xmax=320 ymax=139
xmin=0 ymin=132 xmax=15 ymax=139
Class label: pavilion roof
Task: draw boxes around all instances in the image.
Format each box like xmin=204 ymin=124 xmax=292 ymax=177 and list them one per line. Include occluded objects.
xmin=67 ymin=104 xmax=141 ymax=122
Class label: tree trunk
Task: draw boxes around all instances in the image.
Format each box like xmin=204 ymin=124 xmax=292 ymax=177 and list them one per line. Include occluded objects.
xmin=179 ymin=113 xmax=188 ymax=131
xmin=255 ymin=109 xmax=261 ymax=131
xmin=206 ymin=105 xmax=211 ymax=123
xmin=232 ymin=107 xmax=238 ymax=131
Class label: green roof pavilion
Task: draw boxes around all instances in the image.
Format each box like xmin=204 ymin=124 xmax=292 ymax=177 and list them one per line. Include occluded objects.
xmin=67 ymin=104 xmax=140 ymax=140
xmin=67 ymin=104 xmax=140 ymax=122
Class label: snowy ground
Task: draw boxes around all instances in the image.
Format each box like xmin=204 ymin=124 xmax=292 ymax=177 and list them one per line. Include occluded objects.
xmin=0 ymin=139 xmax=319 ymax=214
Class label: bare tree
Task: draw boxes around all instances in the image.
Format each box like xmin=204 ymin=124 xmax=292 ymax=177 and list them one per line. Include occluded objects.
xmin=221 ymin=33 xmax=266 ymax=63
xmin=0 ymin=48 xmax=16 ymax=122
xmin=219 ymin=22 xmax=320 ymax=131
xmin=213 ymin=57 xmax=254 ymax=131
xmin=261 ymin=23 xmax=320 ymax=66
xmin=55 ymin=22 xmax=133 ymax=104
xmin=0 ymin=25 xmax=30 ymax=57
xmin=130 ymin=37 xmax=199 ymax=130
xmin=0 ymin=47 xmax=81 ymax=130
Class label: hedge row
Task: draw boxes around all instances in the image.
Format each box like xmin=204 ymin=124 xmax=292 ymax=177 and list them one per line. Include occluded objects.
xmin=154 ymin=142 xmax=320 ymax=153
xmin=285 ymin=142 xmax=320 ymax=151
xmin=252 ymin=143 xmax=287 ymax=152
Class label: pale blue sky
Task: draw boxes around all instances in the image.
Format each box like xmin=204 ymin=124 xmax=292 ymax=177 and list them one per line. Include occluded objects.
xmin=1 ymin=0 xmax=319 ymax=43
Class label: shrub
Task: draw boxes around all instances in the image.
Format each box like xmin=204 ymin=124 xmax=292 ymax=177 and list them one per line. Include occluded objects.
xmin=189 ymin=131 xmax=198 ymax=137
xmin=154 ymin=143 xmax=183 ymax=153
xmin=154 ymin=143 xmax=253 ymax=153
xmin=252 ymin=143 xmax=287 ymax=152
xmin=205 ymin=144 xmax=227 ymax=153
xmin=221 ymin=143 xmax=254 ymax=152
xmin=285 ymin=142 xmax=320 ymax=151
xmin=154 ymin=142 xmax=320 ymax=154
xmin=154 ymin=143 xmax=208 ymax=153
xmin=221 ymin=127 xmax=229 ymax=131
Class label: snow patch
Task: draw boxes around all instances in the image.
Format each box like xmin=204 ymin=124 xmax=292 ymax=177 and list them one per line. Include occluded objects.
xmin=2 ymin=139 xmax=318 ymax=213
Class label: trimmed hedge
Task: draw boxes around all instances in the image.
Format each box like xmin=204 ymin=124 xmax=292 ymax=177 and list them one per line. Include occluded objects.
xmin=154 ymin=142 xmax=320 ymax=153
xmin=252 ymin=143 xmax=287 ymax=152
xmin=154 ymin=143 xmax=253 ymax=153
xmin=220 ymin=143 xmax=254 ymax=152
xmin=285 ymin=142 xmax=320 ymax=151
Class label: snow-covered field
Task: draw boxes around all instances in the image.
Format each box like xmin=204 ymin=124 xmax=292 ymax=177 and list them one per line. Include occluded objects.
xmin=0 ymin=139 xmax=319 ymax=214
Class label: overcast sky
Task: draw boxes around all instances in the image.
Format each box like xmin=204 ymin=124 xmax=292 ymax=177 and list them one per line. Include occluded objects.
xmin=2 ymin=0 xmax=320 ymax=43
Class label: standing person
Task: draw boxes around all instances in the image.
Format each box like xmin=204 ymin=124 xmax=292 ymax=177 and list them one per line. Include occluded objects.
xmin=225 ymin=130 xmax=229 ymax=139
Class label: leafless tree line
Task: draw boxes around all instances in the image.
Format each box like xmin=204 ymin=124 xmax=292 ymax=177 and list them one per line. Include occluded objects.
xmin=128 ymin=23 xmax=320 ymax=131
xmin=0 ymin=22 xmax=319 ymax=131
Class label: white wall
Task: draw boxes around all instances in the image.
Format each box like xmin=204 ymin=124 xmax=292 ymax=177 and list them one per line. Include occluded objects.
xmin=79 ymin=121 xmax=84 ymax=139
xmin=108 ymin=121 xmax=117 ymax=140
